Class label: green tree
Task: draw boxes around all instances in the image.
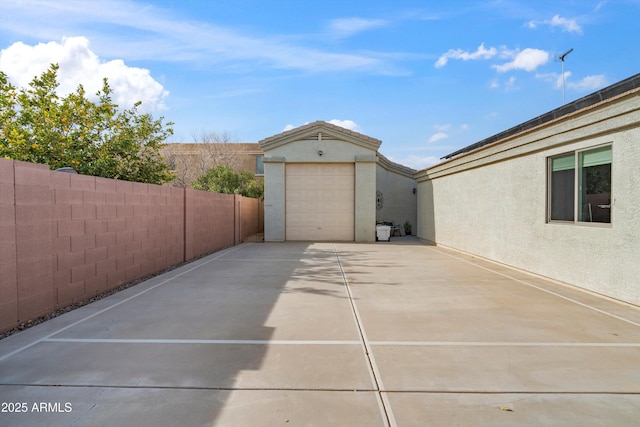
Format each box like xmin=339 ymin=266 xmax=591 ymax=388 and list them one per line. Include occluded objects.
xmin=0 ymin=64 xmax=173 ymax=184
xmin=191 ymin=164 xmax=263 ymax=198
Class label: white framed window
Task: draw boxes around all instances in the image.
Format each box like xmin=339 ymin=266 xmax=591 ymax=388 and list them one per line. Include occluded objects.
xmin=548 ymin=144 xmax=612 ymax=224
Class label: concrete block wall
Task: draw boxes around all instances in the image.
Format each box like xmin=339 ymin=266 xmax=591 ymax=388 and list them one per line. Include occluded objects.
xmin=185 ymin=189 xmax=234 ymax=261
xmin=50 ymin=172 xmax=185 ymax=310
xmin=0 ymin=160 xmax=20 ymax=329
xmin=0 ymin=158 xmax=263 ymax=333
xmin=14 ymin=162 xmax=54 ymax=324
xmin=237 ymin=196 xmax=263 ymax=242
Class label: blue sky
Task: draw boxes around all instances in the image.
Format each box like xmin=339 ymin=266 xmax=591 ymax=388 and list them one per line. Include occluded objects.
xmin=1 ymin=0 xmax=638 ymax=169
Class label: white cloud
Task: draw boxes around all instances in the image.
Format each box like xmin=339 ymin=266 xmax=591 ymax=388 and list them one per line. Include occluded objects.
xmin=558 ymin=71 xmax=570 ymax=89
xmin=549 ymin=15 xmax=582 ymax=34
xmin=567 ymin=74 xmax=608 ymax=91
xmin=329 ymin=17 xmax=388 ymax=38
xmin=0 ymin=36 xmax=169 ymax=111
xmin=328 ymin=119 xmax=362 ymax=132
xmin=282 ymin=119 xmax=362 ymax=133
xmin=0 ymin=0 xmax=406 ymax=75
xmin=527 ymin=15 xmax=582 ymax=34
xmin=489 ymin=77 xmax=519 ymax=90
xmin=435 ymin=43 xmax=497 ymax=68
xmin=536 ymin=72 xmax=608 ymax=92
xmin=426 ymin=124 xmax=467 ymax=145
xmin=505 ymin=76 xmax=517 ymax=91
xmin=389 ymin=154 xmax=441 ymax=170
xmin=428 ymin=132 xmax=448 ymax=143
xmin=493 ymin=48 xmax=549 ymax=72
xmin=535 ymin=72 xmax=564 ymax=88
xmin=435 ymin=43 xmax=546 ymax=72
xmin=433 ymin=124 xmax=451 ymax=132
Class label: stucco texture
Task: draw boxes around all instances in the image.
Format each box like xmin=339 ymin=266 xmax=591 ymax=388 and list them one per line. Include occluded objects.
xmin=259 ymin=122 xmax=381 ymax=242
xmin=416 ymin=91 xmax=640 ymax=305
xmin=376 ymin=159 xmax=417 ymax=235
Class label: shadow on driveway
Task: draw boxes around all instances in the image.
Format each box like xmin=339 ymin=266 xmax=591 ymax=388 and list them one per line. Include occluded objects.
xmin=1 ymin=239 xmax=639 ymax=426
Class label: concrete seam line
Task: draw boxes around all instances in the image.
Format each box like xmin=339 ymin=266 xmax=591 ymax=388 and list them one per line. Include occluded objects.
xmin=0 ymin=245 xmax=244 ymax=363
xmin=44 ymin=338 xmax=640 ymax=347
xmin=369 ymin=341 xmax=640 ymax=347
xmin=333 ymin=244 xmax=395 ymax=427
xmin=3 ymin=383 xmax=639 ymax=395
xmin=432 ymin=248 xmax=640 ymax=328
xmin=0 ymin=383 xmax=381 ymax=393
xmin=42 ymin=338 xmax=363 ymax=345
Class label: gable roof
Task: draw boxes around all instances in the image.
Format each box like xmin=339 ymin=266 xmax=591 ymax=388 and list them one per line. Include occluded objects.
xmin=441 ymin=72 xmax=640 ymax=160
xmin=259 ymin=121 xmax=382 ymax=152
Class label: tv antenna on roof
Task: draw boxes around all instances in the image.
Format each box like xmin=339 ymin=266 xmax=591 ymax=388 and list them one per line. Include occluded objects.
xmin=556 ymin=48 xmax=573 ymax=104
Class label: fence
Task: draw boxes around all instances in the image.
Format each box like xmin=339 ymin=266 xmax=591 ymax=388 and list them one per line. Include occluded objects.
xmin=0 ymin=158 xmax=263 ymax=333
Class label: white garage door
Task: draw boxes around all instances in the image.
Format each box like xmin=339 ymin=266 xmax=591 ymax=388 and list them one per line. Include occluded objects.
xmin=286 ymin=163 xmax=354 ymax=241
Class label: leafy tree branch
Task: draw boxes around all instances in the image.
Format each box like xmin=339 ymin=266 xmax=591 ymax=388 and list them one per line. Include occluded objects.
xmin=0 ymin=64 xmax=174 ymax=184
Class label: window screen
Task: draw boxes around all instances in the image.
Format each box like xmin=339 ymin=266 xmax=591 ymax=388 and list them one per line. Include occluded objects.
xmin=550 ymin=154 xmax=575 ymax=221
xmin=548 ymin=145 xmax=612 ymax=224
xmin=578 ymin=145 xmax=612 ymax=223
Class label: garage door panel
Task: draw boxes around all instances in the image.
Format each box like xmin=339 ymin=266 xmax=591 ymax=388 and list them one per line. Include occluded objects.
xmin=286 ymin=226 xmax=353 ymax=242
xmin=287 ymin=212 xmax=353 ymax=224
xmin=287 ymin=177 xmax=354 ymax=191
xmin=287 ymin=191 xmax=353 ymax=204
xmin=286 ymin=163 xmax=354 ymax=241
xmin=287 ymin=163 xmax=353 ymax=177
xmin=287 ymin=200 xmax=353 ymax=212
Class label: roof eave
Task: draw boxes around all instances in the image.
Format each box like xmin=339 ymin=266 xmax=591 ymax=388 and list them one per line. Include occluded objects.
xmin=259 ymin=121 xmax=382 ymax=152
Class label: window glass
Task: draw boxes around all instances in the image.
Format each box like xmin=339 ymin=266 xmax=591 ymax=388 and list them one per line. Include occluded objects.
xmin=550 ymin=154 xmax=575 ymax=221
xmin=255 ymin=156 xmax=264 ymax=175
xmin=578 ymin=146 xmax=612 ymax=223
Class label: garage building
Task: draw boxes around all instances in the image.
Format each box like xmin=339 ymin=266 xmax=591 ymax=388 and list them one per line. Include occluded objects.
xmin=259 ymin=121 xmax=416 ymax=242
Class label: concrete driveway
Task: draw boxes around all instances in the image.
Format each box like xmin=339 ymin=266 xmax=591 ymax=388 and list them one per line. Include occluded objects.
xmin=1 ymin=240 xmax=639 ymax=426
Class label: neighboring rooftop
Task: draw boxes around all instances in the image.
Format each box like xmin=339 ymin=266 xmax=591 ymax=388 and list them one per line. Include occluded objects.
xmin=441 ymin=73 xmax=640 ymax=160
xmin=160 ymin=142 xmax=263 ymax=187
xmin=162 ymin=143 xmax=261 ymax=153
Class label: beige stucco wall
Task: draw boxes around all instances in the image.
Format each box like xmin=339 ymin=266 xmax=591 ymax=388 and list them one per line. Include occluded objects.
xmin=261 ymin=135 xmax=379 ymax=242
xmin=376 ymin=156 xmax=417 ymax=234
xmin=416 ymin=90 xmax=640 ymax=305
xmin=263 ymin=157 xmax=285 ymax=242
xmin=265 ymin=138 xmax=375 ymax=163
xmin=355 ymin=156 xmax=377 ymax=242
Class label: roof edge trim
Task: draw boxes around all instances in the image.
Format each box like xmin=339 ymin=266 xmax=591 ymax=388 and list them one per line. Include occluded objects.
xmin=442 ymin=73 xmax=640 ymax=160
xmin=259 ymin=121 xmax=382 ymax=152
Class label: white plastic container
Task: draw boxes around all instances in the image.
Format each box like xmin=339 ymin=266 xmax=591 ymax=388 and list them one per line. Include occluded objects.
xmin=376 ymin=225 xmax=391 ymax=242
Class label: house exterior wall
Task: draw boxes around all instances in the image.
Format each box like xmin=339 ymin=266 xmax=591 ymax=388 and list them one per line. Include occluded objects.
xmin=160 ymin=143 xmax=263 ymax=187
xmin=416 ymin=89 xmax=640 ymax=305
xmin=264 ymin=138 xmax=375 ymax=163
xmin=263 ymin=157 xmax=286 ymax=242
xmin=261 ymin=134 xmax=379 ymax=242
xmin=376 ymin=155 xmax=417 ymax=234
xmin=355 ymin=156 xmax=377 ymax=242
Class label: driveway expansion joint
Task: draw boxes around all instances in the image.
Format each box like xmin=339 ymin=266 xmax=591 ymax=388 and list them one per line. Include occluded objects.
xmin=333 ymin=244 xmax=395 ymax=427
